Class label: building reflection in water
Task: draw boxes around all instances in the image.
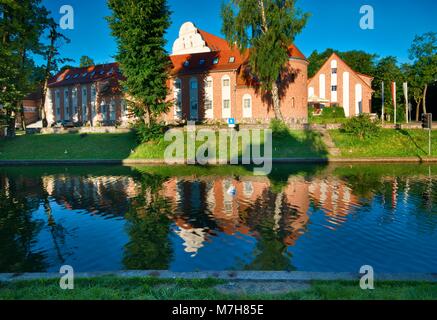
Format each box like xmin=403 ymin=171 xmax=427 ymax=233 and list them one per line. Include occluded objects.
xmin=0 ymin=165 xmax=435 ymax=273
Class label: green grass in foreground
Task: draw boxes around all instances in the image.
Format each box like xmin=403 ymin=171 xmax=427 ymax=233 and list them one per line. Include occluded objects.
xmin=330 ymin=129 xmax=437 ymax=158
xmin=0 ymin=130 xmax=328 ymax=160
xmin=0 ymin=277 xmax=436 ymax=300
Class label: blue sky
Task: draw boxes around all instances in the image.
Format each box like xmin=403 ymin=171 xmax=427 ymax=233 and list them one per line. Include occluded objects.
xmin=39 ymin=0 xmax=437 ymax=66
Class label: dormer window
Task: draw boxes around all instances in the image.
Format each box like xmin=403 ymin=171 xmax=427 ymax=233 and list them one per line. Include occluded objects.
xmin=82 ymin=72 xmax=88 ymax=77
xmin=229 ymin=56 xmax=235 ymax=63
xmin=213 ymin=57 xmax=219 ymax=65
xmin=90 ymin=71 xmax=96 ymax=77
xmin=66 ymin=75 xmax=71 ymax=80
xmin=73 ymin=74 xmax=79 ymax=78
xmin=99 ymin=70 xmax=105 ymax=75
xmin=57 ymin=76 xmax=63 ymax=82
xmin=183 ymin=60 xmax=190 ymax=67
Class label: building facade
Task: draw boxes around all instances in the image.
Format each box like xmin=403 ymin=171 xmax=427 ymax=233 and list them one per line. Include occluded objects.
xmin=44 ymin=22 xmax=309 ymax=126
xmin=45 ymin=63 xmax=127 ymax=127
xmin=162 ymin=22 xmax=309 ymax=124
xmin=307 ymin=53 xmax=373 ymax=117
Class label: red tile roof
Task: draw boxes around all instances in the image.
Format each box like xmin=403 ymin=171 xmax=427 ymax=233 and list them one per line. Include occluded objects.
xmin=198 ymin=29 xmax=232 ymax=51
xmin=48 ymin=63 xmax=122 ymax=88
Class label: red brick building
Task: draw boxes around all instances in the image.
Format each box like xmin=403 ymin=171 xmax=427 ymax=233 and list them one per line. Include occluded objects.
xmin=307 ymin=53 xmax=373 ymax=117
xmin=45 ymin=63 xmax=126 ymax=126
xmin=163 ymin=22 xmax=309 ymax=124
xmin=44 ymin=22 xmax=309 ymax=126
xmin=19 ymin=92 xmax=42 ymax=125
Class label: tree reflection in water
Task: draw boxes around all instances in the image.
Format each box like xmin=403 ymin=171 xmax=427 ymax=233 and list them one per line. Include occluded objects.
xmin=0 ymin=178 xmax=47 ymax=273
xmin=123 ymin=173 xmax=173 ymax=270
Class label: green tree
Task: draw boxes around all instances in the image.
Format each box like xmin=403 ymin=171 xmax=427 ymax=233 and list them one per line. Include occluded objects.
xmin=107 ymin=0 xmax=171 ymax=126
xmin=403 ymin=63 xmax=425 ymax=121
xmin=372 ymin=56 xmax=404 ymax=120
xmin=307 ymin=49 xmax=377 ymax=78
xmin=307 ymin=49 xmax=334 ymax=78
xmin=221 ymin=0 xmax=309 ymax=121
xmin=0 ymin=0 xmax=51 ymax=136
xmin=39 ymin=23 xmax=72 ymax=127
xmin=79 ymin=55 xmax=95 ymax=67
xmin=408 ymin=32 xmax=437 ymax=115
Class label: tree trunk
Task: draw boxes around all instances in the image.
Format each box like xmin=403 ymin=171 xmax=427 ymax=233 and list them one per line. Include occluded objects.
xmin=144 ymin=104 xmax=151 ymax=127
xmin=422 ymin=84 xmax=428 ymax=114
xmin=19 ymin=101 xmax=26 ymax=131
xmin=6 ymin=109 xmax=16 ymax=137
xmin=271 ymin=82 xmax=284 ymax=121
xmin=415 ymin=98 xmax=421 ymax=121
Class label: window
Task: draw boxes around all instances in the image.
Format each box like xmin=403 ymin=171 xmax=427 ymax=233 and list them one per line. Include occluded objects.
xmin=191 ymin=101 xmax=198 ymax=110
xmin=191 ymin=80 xmax=198 ymax=89
xmin=205 ymin=99 xmax=213 ymax=110
xmin=199 ymin=59 xmax=205 ymax=65
xmin=206 ymin=80 xmax=212 ymax=88
xmin=175 ymin=81 xmax=181 ymax=89
xmin=213 ymin=57 xmax=219 ymax=64
xmin=223 ymin=99 xmax=230 ymax=109
xmin=183 ymin=60 xmax=190 ymax=67
xmin=332 ymin=68 xmax=337 ymax=74
xmin=73 ymin=74 xmax=79 ymax=78
xmin=223 ymin=79 xmax=230 ymax=87
xmin=82 ymin=72 xmax=88 ymax=77
xmin=66 ymin=75 xmax=71 ymax=80
xmin=229 ymin=56 xmax=235 ymax=63
xmin=244 ymin=98 xmax=251 ymax=109
xmin=331 ymin=85 xmax=337 ymax=92
xmin=90 ymin=71 xmax=96 ymax=77
xmin=110 ymin=100 xmax=116 ymax=120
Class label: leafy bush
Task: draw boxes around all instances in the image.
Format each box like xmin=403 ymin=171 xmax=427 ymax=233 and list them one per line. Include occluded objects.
xmin=135 ymin=121 xmax=168 ymax=143
xmin=341 ymin=114 xmax=380 ymax=140
xmin=270 ymin=119 xmax=290 ymax=138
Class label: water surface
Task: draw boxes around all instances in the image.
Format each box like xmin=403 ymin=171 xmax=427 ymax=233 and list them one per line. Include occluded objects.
xmin=0 ymin=164 xmax=436 ymax=273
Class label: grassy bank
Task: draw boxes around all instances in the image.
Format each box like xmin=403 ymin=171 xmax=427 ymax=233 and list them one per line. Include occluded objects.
xmin=0 ymin=277 xmax=436 ymax=300
xmin=0 ymin=128 xmax=435 ymax=160
xmin=0 ymin=130 xmax=328 ymax=160
xmin=330 ymin=129 xmax=437 ymax=158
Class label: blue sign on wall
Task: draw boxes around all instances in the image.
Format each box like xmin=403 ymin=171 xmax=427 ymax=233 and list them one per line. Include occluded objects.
xmin=228 ymin=118 xmax=235 ymax=125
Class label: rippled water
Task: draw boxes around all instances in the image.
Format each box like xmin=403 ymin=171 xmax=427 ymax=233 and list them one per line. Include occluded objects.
xmin=0 ymin=164 xmax=436 ymax=273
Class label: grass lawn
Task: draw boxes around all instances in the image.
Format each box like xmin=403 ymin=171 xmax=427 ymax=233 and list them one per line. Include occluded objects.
xmin=0 ymin=130 xmax=328 ymax=160
xmin=0 ymin=277 xmax=436 ymax=300
xmin=330 ymin=129 xmax=437 ymax=158
xmin=0 ymin=132 xmax=138 ymax=160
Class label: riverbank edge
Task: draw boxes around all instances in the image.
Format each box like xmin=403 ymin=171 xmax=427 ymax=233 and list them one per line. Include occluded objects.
xmin=0 ymin=157 xmax=437 ymax=166
xmin=1 ymin=271 xmax=437 ymax=283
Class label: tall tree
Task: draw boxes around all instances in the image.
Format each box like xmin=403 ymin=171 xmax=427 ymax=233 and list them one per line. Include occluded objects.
xmin=0 ymin=0 xmax=51 ymax=136
xmin=409 ymin=32 xmax=437 ymax=115
xmin=221 ymin=0 xmax=309 ymax=121
xmin=79 ymin=55 xmax=95 ymax=67
xmin=39 ymin=23 xmax=71 ymax=127
xmin=372 ymin=56 xmax=404 ymax=120
xmin=403 ymin=63 xmax=425 ymax=121
xmin=107 ymin=0 xmax=171 ymax=126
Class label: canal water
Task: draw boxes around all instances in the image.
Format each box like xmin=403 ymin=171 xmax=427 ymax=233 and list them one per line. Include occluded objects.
xmin=0 ymin=164 xmax=436 ymax=273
